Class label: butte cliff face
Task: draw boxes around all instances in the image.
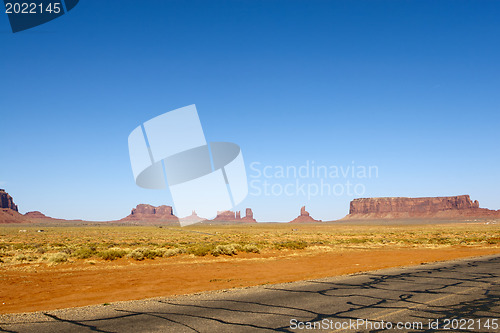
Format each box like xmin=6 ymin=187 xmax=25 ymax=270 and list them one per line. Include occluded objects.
xmin=289 ymin=206 xmax=322 ymax=223
xmin=346 ymin=195 xmax=500 ymax=219
xmin=0 ymin=189 xmax=26 ymax=223
xmin=0 ymin=189 xmax=18 ymax=212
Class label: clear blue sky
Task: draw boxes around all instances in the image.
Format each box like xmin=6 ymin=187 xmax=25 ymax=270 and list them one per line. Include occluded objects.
xmin=1 ymin=0 xmax=499 ymax=221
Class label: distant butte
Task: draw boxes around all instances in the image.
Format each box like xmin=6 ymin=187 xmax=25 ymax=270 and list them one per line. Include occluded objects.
xmin=122 ymin=204 xmax=179 ymax=223
xmin=211 ymin=208 xmax=257 ymax=223
xmin=344 ymin=195 xmax=500 ymax=219
xmin=289 ymin=206 xmax=322 ymax=223
xmin=179 ymin=211 xmax=207 ymax=224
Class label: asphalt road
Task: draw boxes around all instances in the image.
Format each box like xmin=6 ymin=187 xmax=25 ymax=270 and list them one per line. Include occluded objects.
xmin=1 ymin=254 xmax=499 ymax=332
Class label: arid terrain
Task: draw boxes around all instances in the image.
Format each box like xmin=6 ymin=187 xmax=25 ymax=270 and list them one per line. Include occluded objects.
xmin=1 ymin=222 xmax=499 ymax=314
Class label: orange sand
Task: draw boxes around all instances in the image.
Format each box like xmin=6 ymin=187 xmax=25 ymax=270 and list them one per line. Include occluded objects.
xmin=1 ymin=247 xmax=499 ymax=314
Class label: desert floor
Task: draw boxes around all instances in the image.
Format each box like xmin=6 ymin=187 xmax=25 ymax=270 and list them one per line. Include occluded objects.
xmin=1 ymin=222 xmax=499 ymax=314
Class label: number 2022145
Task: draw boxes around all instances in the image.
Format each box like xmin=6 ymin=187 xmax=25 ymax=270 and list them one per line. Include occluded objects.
xmin=5 ymin=2 xmax=61 ymax=14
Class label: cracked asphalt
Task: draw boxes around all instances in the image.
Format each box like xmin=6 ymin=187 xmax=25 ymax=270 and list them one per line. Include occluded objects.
xmin=1 ymin=254 xmax=499 ymax=332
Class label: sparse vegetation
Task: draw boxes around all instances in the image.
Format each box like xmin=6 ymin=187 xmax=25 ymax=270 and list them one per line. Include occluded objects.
xmin=0 ymin=222 xmax=498 ymax=266
xmin=274 ymin=240 xmax=308 ymax=250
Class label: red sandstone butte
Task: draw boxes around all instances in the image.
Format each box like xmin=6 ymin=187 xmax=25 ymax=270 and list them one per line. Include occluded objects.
xmin=241 ymin=208 xmax=257 ymax=223
xmin=0 ymin=189 xmax=27 ymax=224
xmin=345 ymin=195 xmax=500 ymax=219
xmin=211 ymin=208 xmax=257 ymax=223
xmin=123 ymin=204 xmax=179 ymax=222
xmin=289 ymin=206 xmax=322 ymax=223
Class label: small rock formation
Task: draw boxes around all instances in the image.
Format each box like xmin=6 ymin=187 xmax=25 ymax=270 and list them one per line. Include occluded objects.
xmin=345 ymin=195 xmax=500 ymax=219
xmin=124 ymin=204 xmax=179 ymax=222
xmin=211 ymin=208 xmax=257 ymax=223
xmin=289 ymin=206 xmax=322 ymax=223
xmin=24 ymin=211 xmax=50 ymax=219
xmin=0 ymin=189 xmax=18 ymax=212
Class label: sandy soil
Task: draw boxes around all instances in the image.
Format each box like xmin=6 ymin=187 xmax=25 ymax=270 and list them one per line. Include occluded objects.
xmin=1 ymin=246 xmax=499 ymax=314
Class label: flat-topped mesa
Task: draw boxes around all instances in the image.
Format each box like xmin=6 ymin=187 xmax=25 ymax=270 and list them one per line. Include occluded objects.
xmin=125 ymin=204 xmax=178 ymax=221
xmin=0 ymin=189 xmax=18 ymax=212
xmin=289 ymin=206 xmax=322 ymax=223
xmin=346 ymin=195 xmax=499 ymax=219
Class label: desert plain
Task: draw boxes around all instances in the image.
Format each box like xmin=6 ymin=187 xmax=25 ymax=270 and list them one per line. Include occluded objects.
xmin=1 ymin=221 xmax=499 ymax=314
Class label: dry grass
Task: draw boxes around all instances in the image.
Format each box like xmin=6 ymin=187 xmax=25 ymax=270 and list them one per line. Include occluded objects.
xmin=0 ymin=222 xmax=498 ymax=266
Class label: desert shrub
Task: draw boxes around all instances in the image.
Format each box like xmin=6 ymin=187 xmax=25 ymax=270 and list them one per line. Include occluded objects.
xmin=12 ymin=243 xmax=28 ymax=250
xmin=187 ymin=244 xmax=215 ymax=256
xmin=98 ymin=248 xmax=127 ymax=261
xmin=15 ymin=253 xmax=38 ymax=262
xmin=35 ymin=246 xmax=47 ymax=254
xmin=487 ymin=237 xmax=500 ymax=244
xmin=50 ymin=243 xmax=67 ymax=248
xmin=73 ymin=246 xmax=97 ymax=259
xmin=127 ymin=248 xmax=146 ymax=261
xmin=349 ymin=238 xmax=370 ymax=244
xmin=15 ymin=254 xmax=28 ymax=262
xmin=60 ymin=247 xmax=73 ymax=255
xmin=145 ymin=249 xmax=163 ymax=259
xmin=211 ymin=244 xmax=238 ymax=257
xmin=160 ymin=242 xmax=179 ymax=248
xmin=274 ymin=241 xmax=308 ymax=250
xmin=127 ymin=248 xmax=163 ymax=261
xmin=163 ymin=248 xmax=183 ymax=258
xmin=46 ymin=252 xmax=68 ymax=264
xmin=430 ymin=237 xmax=452 ymax=245
xmin=242 ymin=244 xmax=260 ymax=253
